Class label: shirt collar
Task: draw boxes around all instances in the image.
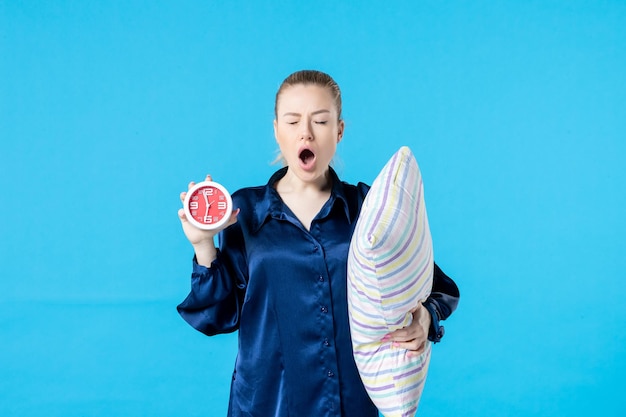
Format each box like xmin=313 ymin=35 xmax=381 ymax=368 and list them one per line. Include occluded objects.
xmin=251 ymin=166 xmax=351 ymax=233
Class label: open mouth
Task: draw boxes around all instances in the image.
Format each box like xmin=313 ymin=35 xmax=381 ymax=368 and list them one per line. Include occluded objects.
xmin=299 ymin=149 xmax=316 ymax=166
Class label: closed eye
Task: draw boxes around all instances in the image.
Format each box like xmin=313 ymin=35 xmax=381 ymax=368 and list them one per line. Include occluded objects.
xmin=315 ymin=121 xmax=328 ymax=125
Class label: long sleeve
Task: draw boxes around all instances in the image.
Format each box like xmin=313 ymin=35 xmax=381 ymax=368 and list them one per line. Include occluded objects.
xmin=423 ymin=262 xmax=460 ymax=342
xmin=176 ymin=222 xmax=249 ymax=336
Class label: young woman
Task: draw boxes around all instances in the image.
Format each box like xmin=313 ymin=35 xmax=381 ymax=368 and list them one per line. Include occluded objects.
xmin=177 ymin=70 xmax=460 ymax=416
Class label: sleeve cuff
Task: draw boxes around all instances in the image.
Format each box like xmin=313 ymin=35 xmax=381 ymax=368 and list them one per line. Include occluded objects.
xmin=192 ymin=250 xmax=221 ymax=274
xmin=423 ymin=300 xmax=445 ymax=343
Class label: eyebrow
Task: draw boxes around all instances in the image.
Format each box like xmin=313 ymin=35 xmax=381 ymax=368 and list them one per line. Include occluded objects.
xmin=282 ymin=109 xmax=331 ymax=117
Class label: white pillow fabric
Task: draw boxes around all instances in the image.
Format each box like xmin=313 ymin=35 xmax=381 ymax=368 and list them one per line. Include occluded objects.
xmin=348 ymin=146 xmax=434 ymax=417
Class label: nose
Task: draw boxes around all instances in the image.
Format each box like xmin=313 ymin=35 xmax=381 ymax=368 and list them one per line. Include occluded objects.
xmin=299 ymin=120 xmax=313 ymax=141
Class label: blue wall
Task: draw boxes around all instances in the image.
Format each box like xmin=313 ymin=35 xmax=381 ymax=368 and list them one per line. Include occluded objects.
xmin=1 ymin=1 xmax=625 ymax=416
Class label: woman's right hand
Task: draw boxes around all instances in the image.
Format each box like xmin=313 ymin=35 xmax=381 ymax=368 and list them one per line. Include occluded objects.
xmin=178 ymin=175 xmax=239 ymax=266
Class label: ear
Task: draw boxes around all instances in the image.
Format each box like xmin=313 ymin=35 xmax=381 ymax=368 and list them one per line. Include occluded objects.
xmin=273 ymin=119 xmax=278 ymax=142
xmin=337 ymin=119 xmax=345 ymax=143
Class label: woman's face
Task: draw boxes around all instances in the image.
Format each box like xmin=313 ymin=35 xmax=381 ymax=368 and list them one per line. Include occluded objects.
xmin=274 ymin=84 xmax=344 ymax=183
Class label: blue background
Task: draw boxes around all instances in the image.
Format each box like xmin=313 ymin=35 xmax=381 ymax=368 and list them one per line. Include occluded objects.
xmin=1 ymin=1 xmax=625 ymax=416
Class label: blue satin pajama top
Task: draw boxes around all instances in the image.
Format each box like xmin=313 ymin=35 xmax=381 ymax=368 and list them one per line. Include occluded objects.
xmin=177 ymin=167 xmax=458 ymax=417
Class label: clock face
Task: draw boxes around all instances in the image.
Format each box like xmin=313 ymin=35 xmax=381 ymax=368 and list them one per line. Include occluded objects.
xmin=183 ymin=181 xmax=233 ymax=230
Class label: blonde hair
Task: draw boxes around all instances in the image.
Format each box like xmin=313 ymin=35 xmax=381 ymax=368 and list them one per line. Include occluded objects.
xmin=274 ymin=70 xmax=342 ymax=120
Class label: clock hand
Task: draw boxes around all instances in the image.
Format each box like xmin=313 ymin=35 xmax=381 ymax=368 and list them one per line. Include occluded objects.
xmin=202 ymin=192 xmax=213 ymax=218
xmin=204 ymin=199 xmax=214 ymax=218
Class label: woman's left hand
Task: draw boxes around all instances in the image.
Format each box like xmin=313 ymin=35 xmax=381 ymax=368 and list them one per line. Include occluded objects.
xmin=383 ymin=304 xmax=431 ymax=356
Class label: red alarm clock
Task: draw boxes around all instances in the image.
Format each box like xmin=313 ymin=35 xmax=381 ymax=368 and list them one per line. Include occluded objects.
xmin=183 ymin=181 xmax=233 ymax=230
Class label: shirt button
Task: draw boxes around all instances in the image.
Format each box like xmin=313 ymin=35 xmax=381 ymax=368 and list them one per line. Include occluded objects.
xmin=318 ymin=275 xmax=324 ymax=282
xmin=313 ymin=245 xmax=318 ymax=252
xmin=321 ymin=306 xmax=328 ymax=313
xmin=327 ymin=370 xmax=334 ymax=377
xmin=323 ymin=338 xmax=330 ymax=347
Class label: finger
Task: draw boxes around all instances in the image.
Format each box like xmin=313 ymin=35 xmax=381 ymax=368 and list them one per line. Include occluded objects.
xmin=205 ymin=174 xmax=213 ymax=182
xmin=180 ymin=191 xmax=187 ymax=203
xmin=178 ymin=208 xmax=187 ymax=221
xmin=386 ymin=326 xmax=418 ymax=342
xmin=406 ymin=341 xmax=428 ymax=357
xmin=393 ymin=335 xmax=428 ymax=351
xmin=392 ymin=340 xmax=420 ymax=350
xmin=188 ymin=181 xmax=196 ymax=190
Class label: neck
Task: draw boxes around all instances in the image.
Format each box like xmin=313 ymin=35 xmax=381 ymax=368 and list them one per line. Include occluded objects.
xmin=277 ymin=167 xmax=332 ymax=194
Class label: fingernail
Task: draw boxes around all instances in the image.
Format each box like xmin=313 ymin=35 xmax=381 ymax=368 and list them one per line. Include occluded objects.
xmin=381 ymin=335 xmax=390 ymax=342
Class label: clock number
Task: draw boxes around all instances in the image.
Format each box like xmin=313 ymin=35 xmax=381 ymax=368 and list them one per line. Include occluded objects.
xmin=189 ymin=202 xmax=199 ymax=210
xmin=217 ymin=202 xmax=227 ymax=210
xmin=203 ymin=216 xmax=213 ymax=223
xmin=203 ymin=188 xmax=214 ymax=196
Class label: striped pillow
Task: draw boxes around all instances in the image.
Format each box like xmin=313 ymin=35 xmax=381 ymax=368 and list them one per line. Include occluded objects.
xmin=348 ymin=146 xmax=434 ymax=417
